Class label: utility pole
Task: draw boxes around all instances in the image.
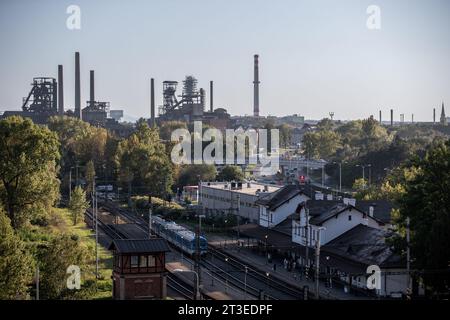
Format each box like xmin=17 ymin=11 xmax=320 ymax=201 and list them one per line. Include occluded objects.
xmin=95 ymin=189 xmax=99 ymax=279
xmin=406 ymin=216 xmax=411 ymax=297
xmin=148 ymin=205 xmax=153 ymax=239
xmin=69 ymin=169 xmax=72 ymax=201
xmin=321 ymin=165 xmax=324 ymax=187
xmin=236 ymin=194 xmax=240 ymax=239
xmin=36 ymin=266 xmax=39 ymax=300
xmin=75 ymin=164 xmax=79 ymax=187
xmin=244 ymin=266 xmax=248 ymax=300
xmin=315 ymin=228 xmax=324 ymax=300
xmin=305 ymin=206 xmax=310 ymax=279
xmin=195 ymin=213 xmax=204 ymax=300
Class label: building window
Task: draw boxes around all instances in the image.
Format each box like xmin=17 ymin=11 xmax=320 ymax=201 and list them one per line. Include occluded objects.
xmin=148 ymin=255 xmax=156 ymax=267
xmin=139 ymin=255 xmax=148 ymax=267
xmin=131 ymin=255 xmax=138 ymax=268
xmin=348 ymin=215 xmax=352 ymax=221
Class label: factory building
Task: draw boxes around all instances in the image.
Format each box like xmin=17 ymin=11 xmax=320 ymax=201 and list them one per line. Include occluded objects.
xmin=155 ymin=75 xmax=231 ymax=130
xmin=0 ymin=52 xmax=133 ymax=137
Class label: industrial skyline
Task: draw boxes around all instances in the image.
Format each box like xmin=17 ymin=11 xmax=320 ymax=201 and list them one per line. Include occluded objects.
xmin=1 ymin=0 xmax=450 ymax=121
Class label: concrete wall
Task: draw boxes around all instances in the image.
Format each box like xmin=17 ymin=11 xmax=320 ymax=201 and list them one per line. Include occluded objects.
xmin=200 ymin=184 xmax=269 ymax=223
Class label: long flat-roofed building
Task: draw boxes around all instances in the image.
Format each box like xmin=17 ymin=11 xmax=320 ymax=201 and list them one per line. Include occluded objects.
xmin=200 ymin=181 xmax=281 ymax=223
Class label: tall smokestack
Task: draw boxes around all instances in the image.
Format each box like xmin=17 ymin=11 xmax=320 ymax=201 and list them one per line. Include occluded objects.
xmin=75 ymin=52 xmax=81 ymax=119
xmin=390 ymin=109 xmax=394 ymax=126
xmin=253 ymin=54 xmax=260 ymax=117
xmin=200 ymin=88 xmax=205 ymax=110
xmin=58 ymin=65 xmax=64 ymax=115
xmin=210 ymin=81 xmax=214 ymax=112
xmin=379 ymin=110 xmax=382 ymax=123
xmin=150 ymin=78 xmax=155 ymax=127
xmin=89 ymin=70 xmax=95 ymax=104
xmin=433 ymin=108 xmax=436 ymax=124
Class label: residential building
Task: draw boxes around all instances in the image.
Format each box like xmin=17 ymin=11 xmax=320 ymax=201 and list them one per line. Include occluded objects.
xmin=292 ymin=200 xmax=385 ymax=247
xmin=256 ymin=184 xmax=310 ymax=228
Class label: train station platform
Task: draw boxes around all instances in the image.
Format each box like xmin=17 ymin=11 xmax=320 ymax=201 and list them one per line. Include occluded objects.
xmin=211 ymin=245 xmax=371 ymax=300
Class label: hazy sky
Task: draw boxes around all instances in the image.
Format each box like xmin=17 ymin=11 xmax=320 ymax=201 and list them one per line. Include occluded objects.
xmin=1 ymin=0 xmax=449 ymax=121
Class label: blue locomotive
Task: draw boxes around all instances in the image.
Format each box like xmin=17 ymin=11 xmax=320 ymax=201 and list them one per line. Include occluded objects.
xmin=152 ymin=216 xmax=208 ymax=255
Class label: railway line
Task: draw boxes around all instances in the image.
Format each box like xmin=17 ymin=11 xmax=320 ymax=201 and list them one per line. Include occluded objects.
xmin=85 ymin=206 xmax=197 ymax=300
xmin=97 ymin=200 xmax=309 ymax=300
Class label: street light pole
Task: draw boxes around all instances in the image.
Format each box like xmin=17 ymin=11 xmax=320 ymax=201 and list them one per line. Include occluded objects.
xmin=95 ymin=188 xmax=99 ymax=279
xmin=174 ymin=269 xmax=200 ymax=300
xmin=315 ymin=227 xmax=324 ymax=300
xmin=244 ymin=266 xmax=248 ymax=300
xmin=406 ymin=216 xmax=411 ymax=296
xmin=69 ymin=168 xmax=73 ymax=201
xmin=224 ymin=257 xmax=229 ymax=293
xmin=321 ymin=165 xmax=324 ymax=187
xmin=305 ymin=207 xmax=310 ymax=279
xmin=148 ymin=206 xmax=152 ymax=239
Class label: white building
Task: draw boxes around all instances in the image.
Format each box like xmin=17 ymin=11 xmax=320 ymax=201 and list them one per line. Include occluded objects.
xmin=256 ymin=185 xmax=310 ymax=228
xmin=199 ymin=181 xmax=280 ymax=223
xmin=292 ymin=200 xmax=385 ymax=247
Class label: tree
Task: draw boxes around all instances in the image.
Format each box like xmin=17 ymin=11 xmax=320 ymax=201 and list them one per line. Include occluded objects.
xmin=159 ymin=121 xmax=188 ymax=141
xmin=0 ymin=116 xmax=60 ymax=228
xmin=0 ymin=208 xmax=35 ymax=299
xmin=395 ymin=140 xmax=450 ymax=293
xmin=176 ymin=164 xmax=217 ymax=187
xmin=302 ymin=130 xmax=341 ymax=160
xmin=48 ymin=116 xmax=109 ymax=195
xmin=217 ymin=165 xmax=244 ymax=182
xmin=277 ymin=124 xmax=293 ymax=148
xmin=116 ymin=120 xmax=173 ymax=198
xmin=68 ymin=186 xmax=89 ymax=225
xmin=37 ymin=234 xmax=93 ymax=299
xmin=316 ymin=118 xmax=334 ymax=131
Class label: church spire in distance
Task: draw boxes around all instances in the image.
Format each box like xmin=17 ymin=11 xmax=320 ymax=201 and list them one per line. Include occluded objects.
xmin=440 ymin=101 xmax=447 ymax=126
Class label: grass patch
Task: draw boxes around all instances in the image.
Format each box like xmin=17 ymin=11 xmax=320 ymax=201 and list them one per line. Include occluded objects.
xmin=36 ymin=207 xmax=113 ymax=300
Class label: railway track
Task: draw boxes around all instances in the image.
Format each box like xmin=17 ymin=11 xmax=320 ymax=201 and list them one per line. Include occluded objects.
xmin=167 ymin=273 xmax=195 ymax=300
xmin=85 ymin=202 xmax=203 ymax=300
xmin=207 ymin=246 xmax=306 ymax=300
xmin=97 ymin=200 xmax=309 ymax=300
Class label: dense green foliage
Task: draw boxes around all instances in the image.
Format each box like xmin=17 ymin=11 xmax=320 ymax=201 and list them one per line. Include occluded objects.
xmin=36 ymin=234 xmax=94 ymax=299
xmin=302 ymin=117 xmax=447 ymax=188
xmin=68 ymin=186 xmax=89 ymax=225
xmin=0 ymin=116 xmax=60 ymax=228
xmin=217 ymin=165 xmax=244 ymax=182
xmin=394 ymin=140 xmax=450 ymax=293
xmin=115 ymin=120 xmax=173 ymax=198
xmin=0 ymin=209 xmax=34 ymax=299
xmin=176 ymin=164 xmax=217 ymax=187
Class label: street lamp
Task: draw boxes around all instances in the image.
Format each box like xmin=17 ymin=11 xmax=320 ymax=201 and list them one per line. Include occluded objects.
xmin=264 ymin=234 xmax=269 ymax=263
xmin=173 ymin=269 xmax=201 ymax=300
xmin=244 ymin=266 xmax=248 ymax=300
xmin=355 ymin=164 xmax=371 ymax=189
xmin=326 ymin=256 xmax=332 ymax=290
xmin=224 ymin=257 xmax=229 ymax=293
xmin=265 ymin=272 xmax=270 ymax=300
xmin=332 ymin=161 xmax=346 ymax=193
